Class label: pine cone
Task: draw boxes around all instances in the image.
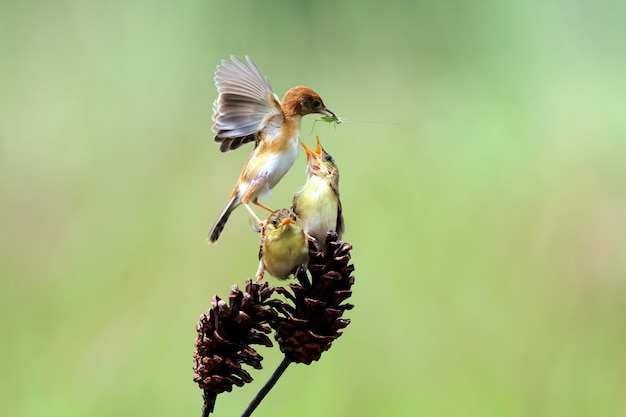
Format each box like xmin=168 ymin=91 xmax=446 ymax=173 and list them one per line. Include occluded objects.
xmin=193 ymin=280 xmax=277 ymax=395
xmin=269 ymin=231 xmax=355 ymax=364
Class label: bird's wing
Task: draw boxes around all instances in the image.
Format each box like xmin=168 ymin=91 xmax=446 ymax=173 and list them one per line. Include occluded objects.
xmin=332 ymin=184 xmax=345 ymax=237
xmin=290 ymin=189 xmax=301 ymax=214
xmin=212 ymin=56 xmax=283 ymax=152
xmin=335 ymin=199 xmax=345 ymax=237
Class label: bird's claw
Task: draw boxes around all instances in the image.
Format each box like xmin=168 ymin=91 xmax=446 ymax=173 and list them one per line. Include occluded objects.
xmin=255 ymin=260 xmax=265 ymax=282
xmin=255 ymin=268 xmax=265 ymax=282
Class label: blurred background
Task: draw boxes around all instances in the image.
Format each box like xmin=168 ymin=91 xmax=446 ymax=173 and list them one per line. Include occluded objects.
xmin=1 ymin=1 xmax=625 ymax=416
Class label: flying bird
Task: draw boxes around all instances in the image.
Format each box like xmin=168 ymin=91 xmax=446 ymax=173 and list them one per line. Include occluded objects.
xmin=207 ymin=55 xmax=339 ymax=244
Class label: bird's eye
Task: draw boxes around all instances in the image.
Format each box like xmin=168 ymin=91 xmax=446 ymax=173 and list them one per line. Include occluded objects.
xmin=311 ymin=99 xmax=321 ymax=109
xmin=272 ymin=219 xmax=279 ymax=227
xmin=325 ymin=154 xmax=333 ymax=162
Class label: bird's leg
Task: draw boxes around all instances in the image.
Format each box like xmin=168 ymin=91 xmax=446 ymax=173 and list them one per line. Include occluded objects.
xmin=253 ymin=198 xmax=274 ymax=214
xmin=255 ymin=260 xmax=265 ymax=282
xmin=243 ymin=203 xmax=264 ymax=224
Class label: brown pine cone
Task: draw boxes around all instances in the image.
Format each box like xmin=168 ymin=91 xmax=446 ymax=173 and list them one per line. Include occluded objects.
xmin=268 ymin=231 xmax=355 ymax=364
xmin=193 ymin=280 xmax=276 ymax=394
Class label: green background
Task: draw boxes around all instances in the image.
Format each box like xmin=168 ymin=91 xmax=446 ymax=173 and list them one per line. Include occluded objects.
xmin=2 ymin=1 xmax=625 ymax=416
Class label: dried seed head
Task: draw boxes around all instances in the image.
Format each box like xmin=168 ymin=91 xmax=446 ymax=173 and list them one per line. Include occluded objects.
xmin=193 ymin=281 xmax=277 ymax=393
xmin=269 ymin=231 xmax=355 ymax=364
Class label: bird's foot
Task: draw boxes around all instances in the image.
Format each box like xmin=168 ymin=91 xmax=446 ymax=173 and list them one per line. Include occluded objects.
xmin=256 ymin=265 xmax=265 ymax=282
xmin=255 ymin=261 xmax=265 ymax=282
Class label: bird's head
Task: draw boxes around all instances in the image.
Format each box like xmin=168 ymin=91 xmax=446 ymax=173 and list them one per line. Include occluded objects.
xmin=301 ymin=136 xmax=339 ymax=180
xmin=282 ymin=86 xmax=338 ymax=120
xmin=266 ymin=209 xmax=301 ymax=237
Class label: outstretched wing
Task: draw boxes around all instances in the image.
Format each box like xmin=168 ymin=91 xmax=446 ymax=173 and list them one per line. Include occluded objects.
xmin=212 ymin=56 xmax=283 ymax=152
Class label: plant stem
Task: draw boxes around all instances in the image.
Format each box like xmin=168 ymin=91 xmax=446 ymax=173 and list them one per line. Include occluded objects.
xmin=240 ymin=356 xmax=292 ymax=417
xmin=201 ymin=390 xmax=217 ymax=417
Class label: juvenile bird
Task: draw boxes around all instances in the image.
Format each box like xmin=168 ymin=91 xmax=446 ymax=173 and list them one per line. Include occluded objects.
xmin=256 ymin=209 xmax=309 ymax=282
xmin=292 ymin=136 xmax=344 ymax=247
xmin=207 ymin=56 xmax=339 ymax=244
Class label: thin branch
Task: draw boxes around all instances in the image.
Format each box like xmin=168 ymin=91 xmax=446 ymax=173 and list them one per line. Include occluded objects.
xmin=240 ymin=356 xmax=292 ymax=417
xmin=201 ymin=390 xmax=217 ymax=417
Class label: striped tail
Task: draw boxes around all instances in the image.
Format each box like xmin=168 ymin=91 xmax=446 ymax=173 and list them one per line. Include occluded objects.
xmin=207 ymin=196 xmax=239 ymax=244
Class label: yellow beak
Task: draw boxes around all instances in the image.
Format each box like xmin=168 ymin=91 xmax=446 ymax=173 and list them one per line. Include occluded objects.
xmin=314 ymin=135 xmax=322 ymax=154
xmin=279 ymin=217 xmax=295 ymax=227
xmin=301 ymin=136 xmax=323 ymax=159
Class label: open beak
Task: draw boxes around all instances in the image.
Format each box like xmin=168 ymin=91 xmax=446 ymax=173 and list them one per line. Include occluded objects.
xmin=314 ymin=136 xmax=322 ymax=154
xmin=301 ymin=138 xmax=322 ymax=159
xmin=301 ymin=136 xmax=324 ymax=159
xmin=279 ymin=217 xmax=295 ymax=227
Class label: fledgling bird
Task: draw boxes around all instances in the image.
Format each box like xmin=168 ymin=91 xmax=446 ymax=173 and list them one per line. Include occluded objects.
xmin=256 ymin=209 xmax=309 ymax=282
xmin=207 ymin=55 xmax=339 ymax=244
xmin=292 ymin=136 xmax=344 ymax=247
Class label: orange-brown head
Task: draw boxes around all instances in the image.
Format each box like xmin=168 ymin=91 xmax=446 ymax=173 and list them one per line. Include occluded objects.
xmin=281 ymin=86 xmax=338 ymax=120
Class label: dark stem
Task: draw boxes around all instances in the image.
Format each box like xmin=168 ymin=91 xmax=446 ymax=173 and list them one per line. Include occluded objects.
xmin=240 ymin=356 xmax=292 ymax=417
xmin=201 ymin=390 xmax=217 ymax=417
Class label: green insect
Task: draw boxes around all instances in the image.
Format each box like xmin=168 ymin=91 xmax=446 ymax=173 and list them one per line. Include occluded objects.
xmin=311 ymin=115 xmax=342 ymax=133
xmin=319 ymin=115 xmax=342 ymax=124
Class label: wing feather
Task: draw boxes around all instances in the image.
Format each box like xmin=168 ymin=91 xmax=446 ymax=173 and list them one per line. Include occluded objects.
xmin=212 ymin=56 xmax=283 ymax=151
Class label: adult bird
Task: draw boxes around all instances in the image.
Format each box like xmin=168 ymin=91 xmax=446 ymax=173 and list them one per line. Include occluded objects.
xmin=207 ymin=55 xmax=339 ymax=244
xmin=292 ymin=136 xmax=344 ymax=248
xmin=256 ymin=209 xmax=309 ymax=282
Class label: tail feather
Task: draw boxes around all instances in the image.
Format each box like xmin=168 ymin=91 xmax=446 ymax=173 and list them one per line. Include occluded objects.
xmin=207 ymin=196 xmax=239 ymax=244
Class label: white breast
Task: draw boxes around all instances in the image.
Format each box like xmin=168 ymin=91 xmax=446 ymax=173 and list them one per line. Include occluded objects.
xmin=248 ymin=135 xmax=299 ymax=201
xmin=267 ymin=136 xmax=299 ymax=189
